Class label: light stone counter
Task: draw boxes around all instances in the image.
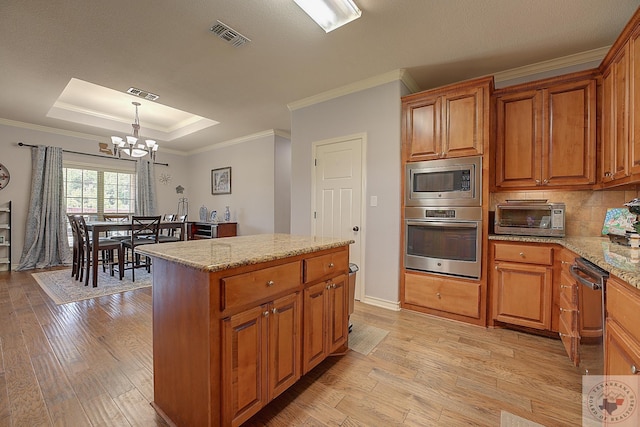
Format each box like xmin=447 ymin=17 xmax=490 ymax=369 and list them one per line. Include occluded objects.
xmin=490 ymin=234 xmax=640 ymax=289
xmin=136 ymin=233 xmax=354 ymax=272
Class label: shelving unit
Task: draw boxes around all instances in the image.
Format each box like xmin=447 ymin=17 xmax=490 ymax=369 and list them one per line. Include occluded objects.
xmin=0 ymin=201 xmax=11 ymax=271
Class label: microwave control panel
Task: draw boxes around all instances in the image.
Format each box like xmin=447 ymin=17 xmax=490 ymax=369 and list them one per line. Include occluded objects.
xmin=425 ymin=209 xmax=456 ymax=218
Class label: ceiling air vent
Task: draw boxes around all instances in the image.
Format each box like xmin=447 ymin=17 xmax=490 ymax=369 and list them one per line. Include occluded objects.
xmin=210 ymin=20 xmax=251 ymax=48
xmin=126 ymin=87 xmax=159 ymax=101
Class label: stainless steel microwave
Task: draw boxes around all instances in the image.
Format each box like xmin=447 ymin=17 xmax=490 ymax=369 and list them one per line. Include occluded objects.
xmin=494 ymin=201 xmax=565 ymax=237
xmin=405 ymin=156 xmax=481 ymax=207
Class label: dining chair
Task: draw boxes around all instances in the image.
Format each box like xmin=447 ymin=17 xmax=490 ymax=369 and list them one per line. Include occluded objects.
xmin=76 ymin=215 xmax=124 ymax=286
xmin=121 ymin=216 xmax=161 ymax=282
xmin=157 ymin=214 xmax=187 ymax=243
xmin=103 ymin=213 xmax=130 ymax=240
xmin=67 ymin=214 xmax=82 ymax=279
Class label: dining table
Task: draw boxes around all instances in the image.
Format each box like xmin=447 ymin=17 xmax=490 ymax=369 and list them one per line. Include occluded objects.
xmin=85 ymin=220 xmax=188 ymax=288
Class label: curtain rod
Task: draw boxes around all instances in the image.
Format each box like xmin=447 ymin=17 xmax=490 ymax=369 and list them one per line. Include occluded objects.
xmin=17 ymin=142 xmax=169 ymax=166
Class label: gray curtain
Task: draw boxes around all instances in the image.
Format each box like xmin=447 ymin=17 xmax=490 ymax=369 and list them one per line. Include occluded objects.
xmin=17 ymin=145 xmax=72 ymax=270
xmin=135 ymin=158 xmax=157 ymax=215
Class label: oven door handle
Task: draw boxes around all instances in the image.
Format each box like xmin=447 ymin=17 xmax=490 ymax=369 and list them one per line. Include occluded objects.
xmin=569 ymin=264 xmax=602 ymax=291
xmin=406 ymin=220 xmax=478 ymax=228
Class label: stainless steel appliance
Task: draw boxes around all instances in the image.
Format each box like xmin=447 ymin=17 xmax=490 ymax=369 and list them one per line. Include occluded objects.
xmin=494 ymin=200 xmax=565 ymax=237
xmin=569 ymin=257 xmax=607 ymax=375
xmin=405 ymin=156 xmax=481 ymax=207
xmin=405 ymin=206 xmax=482 ymax=279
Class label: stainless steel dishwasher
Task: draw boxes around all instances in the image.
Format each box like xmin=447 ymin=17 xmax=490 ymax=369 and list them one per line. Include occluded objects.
xmin=570 ymin=257 xmax=608 ymax=375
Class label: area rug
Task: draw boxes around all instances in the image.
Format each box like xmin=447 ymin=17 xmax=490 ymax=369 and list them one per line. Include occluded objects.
xmin=32 ymin=268 xmax=151 ymax=305
xmin=349 ymin=323 xmax=389 ymax=355
xmin=500 ymin=411 xmax=546 ymax=427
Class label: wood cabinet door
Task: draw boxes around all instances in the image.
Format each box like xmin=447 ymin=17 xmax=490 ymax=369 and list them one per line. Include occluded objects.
xmin=494 ymin=90 xmax=542 ymax=188
xmin=492 ymin=262 xmax=553 ymax=330
xmin=605 ymin=320 xmax=640 ymax=376
xmin=403 ymin=95 xmax=441 ymax=161
xmin=441 ymin=85 xmax=485 ymax=158
xmin=602 ymin=44 xmax=630 ymax=182
xmin=222 ymin=305 xmax=268 ymax=427
xmin=630 ymin=27 xmax=640 ymax=175
xmin=327 ymin=273 xmax=349 ymax=353
xmin=302 ymin=281 xmax=328 ymax=374
xmin=543 ymin=79 xmax=596 ymax=186
xmin=268 ymin=292 xmax=301 ymax=401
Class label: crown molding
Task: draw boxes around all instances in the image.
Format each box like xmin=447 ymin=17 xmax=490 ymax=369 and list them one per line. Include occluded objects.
xmin=493 ymin=46 xmax=610 ymax=83
xmin=288 ymin=69 xmax=414 ymax=111
xmin=186 ymin=129 xmax=290 ymax=155
xmin=0 ymin=117 xmax=184 ymax=156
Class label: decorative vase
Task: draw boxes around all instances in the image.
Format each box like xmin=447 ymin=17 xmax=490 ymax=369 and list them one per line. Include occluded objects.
xmin=224 ymin=206 xmax=231 ymax=222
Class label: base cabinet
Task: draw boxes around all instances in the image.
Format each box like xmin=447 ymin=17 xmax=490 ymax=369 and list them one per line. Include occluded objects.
xmin=605 ymin=276 xmax=640 ymax=376
xmin=404 ymin=272 xmax=481 ymax=319
xmin=302 ymin=273 xmax=349 ymax=374
xmin=222 ymin=293 xmax=301 ymax=427
xmin=150 ymin=243 xmax=350 ymax=427
xmin=491 ymin=242 xmax=553 ymax=330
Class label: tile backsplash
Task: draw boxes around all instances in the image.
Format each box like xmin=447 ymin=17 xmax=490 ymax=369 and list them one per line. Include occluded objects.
xmin=490 ymin=189 xmax=640 ymax=237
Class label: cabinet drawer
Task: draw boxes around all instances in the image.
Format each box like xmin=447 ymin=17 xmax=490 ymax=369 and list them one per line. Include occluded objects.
xmin=405 ymin=273 xmax=480 ymax=318
xmin=559 ymin=313 xmax=580 ymax=367
xmin=304 ymin=252 xmax=348 ymax=284
xmin=559 ymin=293 xmax=578 ymax=331
xmin=222 ymin=261 xmax=301 ymax=310
xmin=559 ymin=270 xmax=578 ymax=307
xmin=607 ymin=276 xmax=640 ymax=339
xmin=493 ymin=243 xmax=553 ymax=265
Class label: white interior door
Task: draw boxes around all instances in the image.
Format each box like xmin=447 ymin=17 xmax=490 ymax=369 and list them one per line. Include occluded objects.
xmin=313 ymin=136 xmax=363 ymax=301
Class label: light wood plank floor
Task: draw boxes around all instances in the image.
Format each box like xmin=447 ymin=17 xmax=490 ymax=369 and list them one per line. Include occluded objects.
xmin=0 ymin=269 xmax=584 ymax=426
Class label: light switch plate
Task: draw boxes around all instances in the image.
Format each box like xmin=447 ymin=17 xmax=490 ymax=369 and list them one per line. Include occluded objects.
xmin=370 ymin=196 xmax=378 ymax=207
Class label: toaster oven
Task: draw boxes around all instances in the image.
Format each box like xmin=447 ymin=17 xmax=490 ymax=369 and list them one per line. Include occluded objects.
xmin=494 ymin=200 xmax=565 ymax=237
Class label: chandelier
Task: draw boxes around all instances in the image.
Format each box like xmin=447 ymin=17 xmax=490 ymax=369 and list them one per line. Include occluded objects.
xmin=111 ymin=101 xmax=159 ymax=160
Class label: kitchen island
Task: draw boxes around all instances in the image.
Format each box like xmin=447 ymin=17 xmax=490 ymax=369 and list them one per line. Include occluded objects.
xmin=136 ymin=234 xmax=353 ymax=427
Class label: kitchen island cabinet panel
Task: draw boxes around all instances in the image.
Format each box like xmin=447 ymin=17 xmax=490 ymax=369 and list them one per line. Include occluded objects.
xmin=139 ymin=235 xmax=352 ymax=427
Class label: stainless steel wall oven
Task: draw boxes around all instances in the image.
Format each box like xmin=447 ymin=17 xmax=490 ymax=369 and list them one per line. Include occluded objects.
xmin=405 ymin=206 xmax=482 ymax=279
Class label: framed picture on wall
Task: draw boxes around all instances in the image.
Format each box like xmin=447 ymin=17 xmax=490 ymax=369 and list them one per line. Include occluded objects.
xmin=211 ymin=167 xmax=232 ymax=195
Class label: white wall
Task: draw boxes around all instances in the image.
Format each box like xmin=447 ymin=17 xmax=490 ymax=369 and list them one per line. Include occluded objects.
xmin=274 ymin=135 xmax=291 ymax=233
xmin=184 ymin=133 xmax=282 ymax=236
xmin=290 ymin=80 xmax=407 ymax=307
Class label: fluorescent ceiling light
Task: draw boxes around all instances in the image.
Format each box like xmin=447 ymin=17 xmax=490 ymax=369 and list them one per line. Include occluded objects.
xmin=294 ymin=0 xmax=361 ymax=33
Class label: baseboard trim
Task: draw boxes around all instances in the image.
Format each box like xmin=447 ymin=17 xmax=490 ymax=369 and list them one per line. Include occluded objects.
xmin=359 ymin=295 xmax=400 ymax=311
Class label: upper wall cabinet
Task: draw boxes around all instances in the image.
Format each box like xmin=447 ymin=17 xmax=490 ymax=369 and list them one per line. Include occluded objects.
xmin=493 ymin=72 xmax=597 ymax=190
xmin=401 ymin=76 xmax=493 ymax=162
xmin=600 ymin=17 xmax=640 ymax=186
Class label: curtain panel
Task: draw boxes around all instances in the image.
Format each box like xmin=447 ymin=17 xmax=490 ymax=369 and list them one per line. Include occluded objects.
xmin=135 ymin=158 xmax=157 ymax=215
xmin=17 ymin=145 xmax=72 ymax=270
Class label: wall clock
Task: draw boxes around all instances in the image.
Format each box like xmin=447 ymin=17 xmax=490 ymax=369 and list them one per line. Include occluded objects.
xmin=0 ymin=163 xmax=9 ymax=189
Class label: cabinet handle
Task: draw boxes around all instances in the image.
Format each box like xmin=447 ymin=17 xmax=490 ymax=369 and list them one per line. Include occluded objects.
xmin=266 ymin=280 xmax=275 ymax=287
xmin=543 ymin=179 xmax=549 ymax=185
xmin=519 ymin=252 xmax=525 ymax=258
xmin=561 ymin=260 xmax=570 ymax=265
xmin=604 ymin=171 xmax=612 ymax=177
xmin=436 ymin=292 xmax=441 ymax=299
xmin=632 ymin=365 xmax=639 ymax=375
xmin=559 ymin=332 xmax=570 ymax=338
xmin=272 ymin=307 xmax=278 ymax=315
xmin=326 ymin=284 xmax=331 ymax=290
xmin=494 ymin=265 xmax=498 ymax=270
xmin=560 ymin=284 xmax=570 ymax=289
xmin=535 ymin=179 xmax=541 ymax=185
xmin=328 ymin=263 xmax=334 ymax=268
xmin=263 ymin=311 xmax=269 ymax=317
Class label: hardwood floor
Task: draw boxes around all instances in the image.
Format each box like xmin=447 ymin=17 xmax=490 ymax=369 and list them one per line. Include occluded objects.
xmin=0 ymin=269 xmax=584 ymax=426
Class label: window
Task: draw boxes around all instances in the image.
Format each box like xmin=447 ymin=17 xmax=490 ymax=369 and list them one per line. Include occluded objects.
xmin=64 ymin=165 xmax=136 ymax=220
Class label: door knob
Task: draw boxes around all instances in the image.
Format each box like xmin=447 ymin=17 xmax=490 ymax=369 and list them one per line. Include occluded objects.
xmin=353 ymin=226 xmax=359 ymax=232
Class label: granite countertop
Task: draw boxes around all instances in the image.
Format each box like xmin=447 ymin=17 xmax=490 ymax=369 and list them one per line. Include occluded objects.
xmin=136 ymin=233 xmax=354 ymax=272
xmin=490 ymin=234 xmax=640 ymax=288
